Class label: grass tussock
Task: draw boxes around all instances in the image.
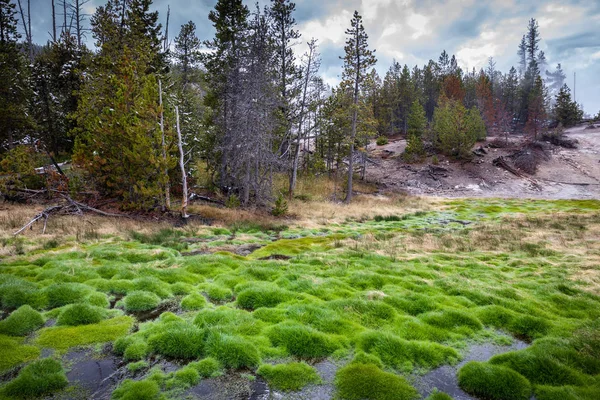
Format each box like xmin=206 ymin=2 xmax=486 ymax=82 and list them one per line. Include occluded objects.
xmin=335 ymin=363 xmax=419 ymax=400
xmin=0 ymin=305 xmax=44 ymax=336
xmin=257 ymin=362 xmax=320 ymax=391
xmin=458 ymin=361 xmax=531 ymax=400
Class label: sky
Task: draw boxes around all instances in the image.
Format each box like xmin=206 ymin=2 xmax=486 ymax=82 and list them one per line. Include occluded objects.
xmin=26 ymin=0 xmax=600 ymax=114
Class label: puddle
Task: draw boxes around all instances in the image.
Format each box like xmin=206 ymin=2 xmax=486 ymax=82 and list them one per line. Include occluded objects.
xmin=412 ymin=339 xmax=530 ymax=399
xmin=64 ymin=349 xmax=123 ymax=400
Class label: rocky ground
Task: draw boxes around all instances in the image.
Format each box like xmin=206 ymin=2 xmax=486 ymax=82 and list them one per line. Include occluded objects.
xmin=366 ymin=123 xmax=600 ymax=199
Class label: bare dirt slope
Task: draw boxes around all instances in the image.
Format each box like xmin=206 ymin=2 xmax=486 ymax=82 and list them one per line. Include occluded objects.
xmin=365 ymin=124 xmax=600 ymax=199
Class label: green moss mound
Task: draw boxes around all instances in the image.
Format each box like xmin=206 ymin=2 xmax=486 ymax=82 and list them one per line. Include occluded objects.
xmin=173 ymin=365 xmax=201 ymax=387
xmin=180 ymin=292 xmax=207 ymax=311
xmin=205 ymin=284 xmax=233 ymax=302
xmin=236 ymin=286 xmax=293 ymax=309
xmin=0 ymin=335 xmax=40 ymax=373
xmin=458 ymin=361 xmax=531 ymax=400
xmin=257 ymin=362 xmax=320 ymax=391
xmin=44 ymin=283 xmax=90 ymax=308
xmin=111 ymin=378 xmax=161 ymax=400
xmin=0 ymin=305 xmax=44 ymax=336
xmin=205 ymin=333 xmax=260 ymax=369
xmin=148 ymin=322 xmax=204 ymax=359
xmin=1 ymin=358 xmax=68 ymax=398
xmin=267 ymin=323 xmax=341 ymax=358
xmin=188 ymin=357 xmax=221 ymax=378
xmin=335 ymin=363 xmax=419 ymax=400
xmin=420 ymin=309 xmax=483 ymax=333
xmin=0 ymin=279 xmax=46 ymax=309
xmin=508 ymin=315 xmax=551 ymax=340
xmin=57 ymin=303 xmax=107 ymax=326
xmin=358 ymin=331 xmax=459 ymax=370
xmin=123 ymin=290 xmax=161 ymax=312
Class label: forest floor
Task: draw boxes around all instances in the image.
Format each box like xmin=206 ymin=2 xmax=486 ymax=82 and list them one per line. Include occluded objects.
xmin=366 ymin=123 xmax=600 ymax=199
xmin=0 ymin=197 xmax=599 ymax=399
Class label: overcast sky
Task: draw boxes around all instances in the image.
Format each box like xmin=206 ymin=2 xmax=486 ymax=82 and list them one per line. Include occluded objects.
xmin=27 ymin=0 xmax=600 ymax=114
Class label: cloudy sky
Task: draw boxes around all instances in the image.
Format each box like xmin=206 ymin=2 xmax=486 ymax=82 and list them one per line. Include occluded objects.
xmin=27 ymin=0 xmax=600 ymax=114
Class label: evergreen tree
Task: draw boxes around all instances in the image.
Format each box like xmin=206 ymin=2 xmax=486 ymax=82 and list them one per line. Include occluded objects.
xmin=174 ymin=21 xmax=201 ymax=87
xmin=525 ymin=75 xmax=547 ymax=140
xmin=404 ymin=100 xmax=426 ymax=160
xmin=0 ymin=0 xmax=32 ymax=150
xmin=552 ymin=84 xmax=583 ymax=127
xmin=433 ymin=97 xmax=483 ymax=159
xmin=341 ymin=10 xmax=376 ymax=203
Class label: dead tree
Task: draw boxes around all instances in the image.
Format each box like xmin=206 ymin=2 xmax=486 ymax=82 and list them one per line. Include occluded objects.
xmin=159 ymin=80 xmax=171 ymax=210
xmin=16 ymin=0 xmax=32 ymax=60
xmin=51 ymin=0 xmax=56 ymax=41
xmin=289 ymin=38 xmax=320 ymax=198
xmin=176 ymin=106 xmax=188 ymax=218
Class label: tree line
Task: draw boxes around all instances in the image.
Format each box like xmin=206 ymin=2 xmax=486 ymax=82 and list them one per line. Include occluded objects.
xmin=0 ymin=0 xmax=589 ymax=210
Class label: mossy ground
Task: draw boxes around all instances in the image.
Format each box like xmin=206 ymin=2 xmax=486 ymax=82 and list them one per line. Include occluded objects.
xmin=0 ymin=198 xmax=599 ymax=399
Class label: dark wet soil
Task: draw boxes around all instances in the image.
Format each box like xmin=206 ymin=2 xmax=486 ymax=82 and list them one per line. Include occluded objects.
xmin=412 ymin=339 xmax=530 ymax=400
xmin=258 ymin=254 xmax=292 ymax=261
xmin=129 ymin=299 xmax=179 ymax=322
xmin=64 ymin=349 xmax=123 ymax=400
xmin=186 ymin=373 xmax=257 ymax=399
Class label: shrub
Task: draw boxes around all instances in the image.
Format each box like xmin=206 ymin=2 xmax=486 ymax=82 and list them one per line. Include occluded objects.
xmin=237 ymin=286 xmax=293 ymax=310
xmin=226 ymin=194 xmax=241 ymax=209
xmin=458 ymin=361 xmax=531 ymax=400
xmin=257 ymin=362 xmax=320 ymax=391
xmin=358 ymin=331 xmax=459 ymax=370
xmin=376 ymin=136 xmax=389 ymax=146
xmin=112 ymin=379 xmax=161 ymax=400
xmin=1 ymin=358 xmax=68 ymax=398
xmin=180 ymin=293 xmax=207 ymax=311
xmin=188 ymin=357 xmax=221 ymax=378
xmin=57 ymin=303 xmax=106 ymax=326
xmin=272 ymin=192 xmax=289 ymax=217
xmin=123 ymin=291 xmax=161 ymax=312
xmin=267 ymin=323 xmax=341 ymax=358
xmin=335 ymin=363 xmax=419 ymax=400
xmin=0 ymin=305 xmax=44 ymax=336
xmin=44 ymin=283 xmax=90 ymax=308
xmin=148 ymin=322 xmax=204 ymax=359
xmin=205 ymin=333 xmax=260 ymax=369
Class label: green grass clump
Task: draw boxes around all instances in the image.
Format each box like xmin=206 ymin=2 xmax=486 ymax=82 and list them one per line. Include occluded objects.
xmin=172 ymin=365 xmax=200 ymax=387
xmin=85 ymin=291 xmax=110 ymax=307
xmin=328 ymin=299 xmax=397 ymax=327
xmin=458 ymin=361 xmax=531 ymax=400
xmin=0 ymin=305 xmax=44 ymax=336
xmin=180 ymin=292 xmax=207 ymax=310
xmin=126 ymin=360 xmax=149 ymax=373
xmin=0 ymin=335 xmax=40 ymax=373
xmin=188 ymin=357 xmax=221 ymax=378
xmin=335 ymin=363 xmax=419 ymax=400
xmin=236 ymin=286 xmax=293 ymax=309
xmin=205 ymin=284 xmax=233 ymax=302
xmin=475 ymin=305 xmax=517 ymax=327
xmin=0 ymin=279 xmax=46 ymax=309
xmin=267 ymin=323 xmax=341 ymax=358
xmin=257 ymin=362 xmax=320 ymax=391
xmin=508 ymin=314 xmax=551 ymax=341
xmin=114 ymin=336 xmax=149 ymax=361
xmin=489 ymin=350 xmax=586 ymax=386
xmin=35 ymin=316 xmax=133 ymax=351
xmin=112 ymin=378 xmax=161 ymax=400
xmin=57 ymin=303 xmax=107 ymax=326
xmin=131 ymin=228 xmax=187 ymax=251
xmin=351 ymin=351 xmax=384 ymax=368
xmin=0 ymin=358 xmax=68 ymax=398
xmin=132 ymin=277 xmax=172 ymax=298
xmin=420 ymin=309 xmax=483 ymax=334
xmin=123 ymin=290 xmax=161 ymax=312
xmin=205 ymin=333 xmax=260 ymax=369
xmin=148 ymin=322 xmax=204 ymax=359
xmin=44 ymin=283 xmax=90 ymax=308
xmin=358 ymin=331 xmax=459 ymax=370
xmin=425 ymin=390 xmax=453 ymax=400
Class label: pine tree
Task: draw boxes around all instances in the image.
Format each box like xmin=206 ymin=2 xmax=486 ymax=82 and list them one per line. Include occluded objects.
xmin=546 ymin=63 xmax=566 ymax=100
xmin=404 ymin=100 xmax=426 ymax=160
xmin=525 ymin=75 xmax=547 ymax=140
xmin=0 ymin=0 xmax=32 ymax=150
xmin=433 ymin=97 xmax=483 ymax=159
xmin=174 ymin=21 xmax=201 ymax=87
xmin=553 ymin=84 xmax=583 ymax=127
xmin=341 ymin=10 xmax=376 ymax=203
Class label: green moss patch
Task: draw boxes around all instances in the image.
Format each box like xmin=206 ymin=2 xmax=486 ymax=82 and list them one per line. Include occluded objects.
xmin=148 ymin=321 xmax=204 ymax=359
xmin=335 ymin=363 xmax=419 ymax=400
xmin=257 ymin=362 xmax=320 ymax=391
xmin=123 ymin=290 xmax=161 ymax=312
xmin=267 ymin=323 xmax=342 ymax=358
xmin=0 ymin=335 xmax=40 ymax=373
xmin=57 ymin=303 xmax=107 ymax=326
xmin=0 ymin=358 xmax=67 ymax=399
xmin=205 ymin=333 xmax=260 ymax=369
xmin=0 ymin=305 xmax=44 ymax=336
xmin=111 ymin=378 xmax=161 ymax=400
xmin=458 ymin=361 xmax=531 ymax=400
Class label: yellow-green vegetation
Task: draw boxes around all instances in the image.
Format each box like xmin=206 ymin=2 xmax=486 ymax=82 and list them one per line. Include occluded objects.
xmin=257 ymin=362 xmax=320 ymax=391
xmin=0 ymin=358 xmax=68 ymax=398
xmin=0 ymin=198 xmax=599 ymax=399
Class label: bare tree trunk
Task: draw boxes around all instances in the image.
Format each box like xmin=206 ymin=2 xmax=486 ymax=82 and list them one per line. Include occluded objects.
xmin=345 ymin=28 xmax=361 ymax=204
xmin=75 ymin=0 xmax=80 ymax=47
xmin=16 ymin=0 xmax=32 ymax=60
xmin=163 ymin=5 xmax=170 ymax=52
xmin=159 ymin=79 xmax=170 ymax=210
xmin=51 ymin=0 xmax=56 ymax=41
xmin=176 ymin=106 xmax=188 ymax=218
xmin=62 ymin=0 xmax=68 ymax=36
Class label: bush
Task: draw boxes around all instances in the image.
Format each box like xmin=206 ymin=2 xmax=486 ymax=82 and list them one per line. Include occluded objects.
xmin=0 ymin=305 xmax=44 ymax=336
xmin=458 ymin=361 xmax=531 ymax=400
xmin=226 ymin=194 xmax=241 ymax=209
xmin=237 ymin=286 xmax=293 ymax=310
xmin=267 ymin=323 xmax=341 ymax=358
xmin=112 ymin=379 xmax=161 ymax=400
xmin=123 ymin=291 xmax=161 ymax=312
xmin=376 ymin=136 xmax=389 ymax=146
xmin=272 ymin=192 xmax=289 ymax=217
xmin=1 ymin=358 xmax=68 ymax=398
xmin=148 ymin=322 xmax=204 ymax=359
xmin=335 ymin=363 xmax=419 ymax=400
xmin=205 ymin=333 xmax=260 ymax=369
xmin=188 ymin=357 xmax=221 ymax=378
xmin=57 ymin=303 xmax=106 ymax=326
xmin=257 ymin=362 xmax=320 ymax=391
xmin=180 ymin=293 xmax=207 ymax=311
xmin=44 ymin=283 xmax=90 ymax=308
